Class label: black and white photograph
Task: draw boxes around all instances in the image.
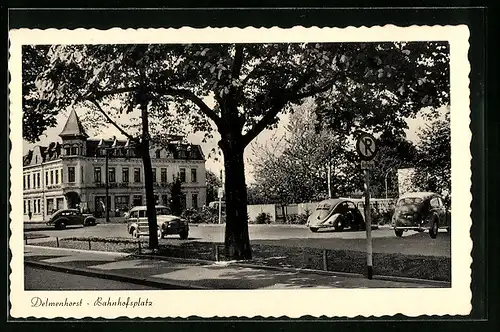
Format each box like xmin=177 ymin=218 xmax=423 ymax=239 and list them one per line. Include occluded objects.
xmin=9 ymin=26 xmax=472 ymax=318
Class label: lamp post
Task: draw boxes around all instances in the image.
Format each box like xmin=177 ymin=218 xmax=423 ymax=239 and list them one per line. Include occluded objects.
xmin=384 ymin=168 xmax=392 ymax=200
xmin=105 ymin=148 xmax=110 ymax=223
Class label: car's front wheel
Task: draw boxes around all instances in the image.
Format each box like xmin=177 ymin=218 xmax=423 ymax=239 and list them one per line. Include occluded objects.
xmin=179 ymin=231 xmax=188 ymax=240
xmin=131 ymin=228 xmax=139 ymax=238
xmin=394 ymin=229 xmax=403 ymax=237
xmin=333 ymin=218 xmax=345 ymax=232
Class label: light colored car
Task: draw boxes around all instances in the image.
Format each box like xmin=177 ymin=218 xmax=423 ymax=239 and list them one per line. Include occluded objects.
xmin=126 ymin=205 xmax=189 ymax=240
xmin=392 ymin=192 xmax=451 ymax=238
xmin=307 ymin=198 xmax=365 ymax=232
xmin=46 ymin=209 xmax=97 ymax=229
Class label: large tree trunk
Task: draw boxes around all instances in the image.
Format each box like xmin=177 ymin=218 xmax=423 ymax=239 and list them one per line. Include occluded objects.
xmin=140 ymin=140 xmax=159 ymax=250
xmin=138 ymin=89 xmax=159 ymax=250
xmin=221 ymin=140 xmax=252 ymax=260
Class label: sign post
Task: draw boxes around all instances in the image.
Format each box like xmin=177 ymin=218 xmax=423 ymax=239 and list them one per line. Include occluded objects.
xmin=356 ymin=132 xmax=378 ymax=280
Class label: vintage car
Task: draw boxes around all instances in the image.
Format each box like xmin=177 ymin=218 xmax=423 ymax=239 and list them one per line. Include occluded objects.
xmin=391 ymin=192 xmax=451 ymax=238
xmin=307 ymin=198 xmax=365 ymax=232
xmin=127 ymin=205 xmax=189 ymax=240
xmin=46 ymin=209 xmax=97 ymax=229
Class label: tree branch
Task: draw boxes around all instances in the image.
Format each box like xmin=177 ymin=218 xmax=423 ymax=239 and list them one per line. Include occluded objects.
xmin=88 ymin=99 xmax=137 ymax=142
xmin=94 ymin=86 xmax=139 ymax=99
xmin=242 ymin=103 xmax=284 ymax=147
xmin=231 ymin=45 xmax=244 ymax=80
xmin=160 ymin=87 xmax=222 ymax=129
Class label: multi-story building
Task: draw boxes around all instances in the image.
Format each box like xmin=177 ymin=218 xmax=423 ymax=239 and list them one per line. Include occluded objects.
xmin=23 ymin=109 xmax=207 ymax=222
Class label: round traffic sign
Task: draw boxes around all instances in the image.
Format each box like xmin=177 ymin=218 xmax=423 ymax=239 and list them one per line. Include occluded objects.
xmin=356 ymin=132 xmax=378 ymax=161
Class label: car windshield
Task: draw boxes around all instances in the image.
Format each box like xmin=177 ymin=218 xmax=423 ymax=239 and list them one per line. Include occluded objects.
xmin=397 ymin=197 xmax=423 ymax=206
xmin=156 ymin=208 xmax=169 ymax=216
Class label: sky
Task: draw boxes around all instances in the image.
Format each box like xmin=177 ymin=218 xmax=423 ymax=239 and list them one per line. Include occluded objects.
xmin=22 ymin=103 xmax=447 ymax=184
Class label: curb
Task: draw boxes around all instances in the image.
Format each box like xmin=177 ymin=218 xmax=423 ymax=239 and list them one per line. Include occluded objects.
xmin=25 ymin=260 xmax=209 ymax=290
xmin=25 ymin=244 xmax=131 ymax=257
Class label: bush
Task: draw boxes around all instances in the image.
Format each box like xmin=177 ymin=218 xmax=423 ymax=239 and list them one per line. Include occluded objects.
xmin=287 ymin=213 xmax=309 ymax=225
xmin=255 ymin=212 xmax=272 ymax=224
xmin=181 ymin=208 xmax=204 ymax=223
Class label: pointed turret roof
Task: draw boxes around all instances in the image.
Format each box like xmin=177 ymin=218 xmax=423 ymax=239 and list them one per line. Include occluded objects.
xmin=59 ymin=109 xmax=88 ymax=139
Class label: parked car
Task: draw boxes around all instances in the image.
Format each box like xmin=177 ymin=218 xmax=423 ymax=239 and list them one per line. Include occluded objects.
xmin=391 ymin=192 xmax=451 ymax=238
xmin=46 ymin=209 xmax=97 ymax=229
xmin=307 ymin=198 xmax=365 ymax=232
xmin=127 ymin=205 xmax=189 ymax=240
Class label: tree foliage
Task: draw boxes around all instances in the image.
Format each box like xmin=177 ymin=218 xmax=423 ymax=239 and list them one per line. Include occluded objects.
xmin=205 ymin=169 xmax=222 ymax=205
xmin=24 ymin=41 xmax=450 ymax=260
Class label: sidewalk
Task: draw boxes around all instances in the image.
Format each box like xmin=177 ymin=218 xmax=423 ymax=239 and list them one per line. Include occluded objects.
xmin=24 ymin=245 xmax=441 ymax=289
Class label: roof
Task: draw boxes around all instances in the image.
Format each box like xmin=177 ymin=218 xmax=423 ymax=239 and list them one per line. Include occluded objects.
xmin=23 ymin=142 xmax=62 ymax=166
xmin=129 ymin=205 xmax=168 ymax=212
xmin=317 ymin=198 xmax=357 ymax=207
xmin=59 ymin=109 xmax=88 ymax=138
xmin=397 ymin=192 xmax=439 ymax=200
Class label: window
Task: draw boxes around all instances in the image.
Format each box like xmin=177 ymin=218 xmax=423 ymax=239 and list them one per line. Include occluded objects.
xmin=154 ymin=194 xmax=159 ymax=204
xmin=152 ymin=168 xmax=157 ymax=183
xmin=50 ymin=171 xmax=54 ymax=184
xmin=32 ymin=174 xmax=36 ymax=188
xmin=134 ymin=168 xmax=141 ymax=183
xmin=68 ymin=167 xmax=75 ymax=183
xmin=55 ymin=169 xmax=59 ymax=184
xmin=23 ymin=200 xmax=26 ymax=214
xmin=94 ymin=167 xmax=102 ymax=183
xmin=122 ymin=167 xmax=129 ymax=183
xmin=139 ymin=210 xmax=147 ymax=218
xmin=23 ymin=176 xmax=26 ymax=190
xmin=71 ymin=146 xmax=78 ymax=155
xmin=162 ymin=194 xmax=169 ymax=207
xmin=180 ymin=193 xmax=186 ymax=210
xmin=130 ymin=211 xmax=138 ymax=219
xmin=45 ymin=172 xmax=49 ymax=186
xmin=28 ymin=200 xmax=32 ymax=213
xmin=81 ymin=167 xmax=84 ymax=183
xmin=114 ymin=196 xmax=130 ymax=211
xmin=109 ymin=167 xmax=116 ymax=183
xmin=133 ymin=195 xmax=142 ymax=206
xmin=33 ymin=200 xmax=37 ymax=214
xmin=192 ymin=193 xmax=198 ymax=209
xmin=65 ymin=147 xmax=71 ymax=156
xmin=155 ymin=150 xmax=161 ymax=158
xmin=37 ymin=199 xmax=41 ymax=214
xmin=191 ymin=168 xmax=197 ymax=183
xmin=37 ymin=173 xmax=40 ymax=188
xmin=161 ymin=168 xmax=167 ymax=183
xmin=27 ymin=175 xmax=31 ymax=189
xmin=35 ymin=155 xmax=38 ymax=163
xmin=180 ymin=168 xmax=186 ymax=182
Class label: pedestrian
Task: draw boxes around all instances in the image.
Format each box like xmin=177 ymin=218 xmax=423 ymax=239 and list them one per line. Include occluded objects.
xmin=28 ymin=210 xmax=32 ymax=221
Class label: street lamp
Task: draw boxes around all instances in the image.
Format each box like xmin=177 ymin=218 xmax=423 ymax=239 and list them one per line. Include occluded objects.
xmin=384 ymin=168 xmax=393 ymax=200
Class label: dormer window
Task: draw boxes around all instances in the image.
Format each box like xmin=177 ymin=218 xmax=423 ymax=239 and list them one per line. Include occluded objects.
xmin=65 ymin=147 xmax=71 ymax=156
xmin=71 ymin=146 xmax=79 ymax=155
xmin=155 ymin=150 xmax=161 ymax=158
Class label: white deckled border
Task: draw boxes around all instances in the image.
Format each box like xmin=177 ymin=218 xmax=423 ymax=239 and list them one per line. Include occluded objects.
xmin=9 ymin=25 xmax=472 ymax=319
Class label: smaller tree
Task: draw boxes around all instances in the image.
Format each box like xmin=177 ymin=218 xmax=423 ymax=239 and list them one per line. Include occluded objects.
xmin=411 ymin=112 xmax=451 ymax=205
xmin=170 ymin=178 xmax=183 ymax=216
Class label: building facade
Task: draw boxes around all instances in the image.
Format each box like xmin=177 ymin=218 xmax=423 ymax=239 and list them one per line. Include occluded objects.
xmin=23 ymin=109 xmax=207 ymax=222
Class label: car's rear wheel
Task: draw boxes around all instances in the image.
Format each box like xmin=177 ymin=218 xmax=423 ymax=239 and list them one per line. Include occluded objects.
xmin=394 ymin=229 xmax=403 ymax=237
xmin=334 ymin=218 xmax=345 ymax=232
xmin=179 ymin=231 xmax=188 ymax=240
xmin=429 ymin=218 xmax=439 ymax=239
xmin=310 ymin=227 xmax=319 ymax=233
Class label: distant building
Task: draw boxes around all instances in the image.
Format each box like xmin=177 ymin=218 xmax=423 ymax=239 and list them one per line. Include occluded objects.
xmin=23 ymin=109 xmax=206 ymax=222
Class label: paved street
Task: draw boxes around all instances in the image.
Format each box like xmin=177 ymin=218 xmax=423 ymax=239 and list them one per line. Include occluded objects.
xmin=25 ymin=266 xmax=160 ymax=290
xmin=24 ymin=246 xmax=443 ymax=289
xmin=25 ymin=223 xmax=450 ymax=257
